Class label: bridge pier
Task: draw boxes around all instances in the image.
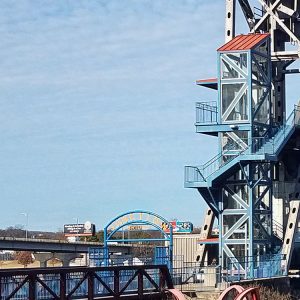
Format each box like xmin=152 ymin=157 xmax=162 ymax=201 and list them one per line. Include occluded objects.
xmin=34 ymin=252 xmax=82 ymax=267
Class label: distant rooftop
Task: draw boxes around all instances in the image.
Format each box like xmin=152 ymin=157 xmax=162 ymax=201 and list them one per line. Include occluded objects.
xmin=218 ymin=33 xmax=269 ymax=51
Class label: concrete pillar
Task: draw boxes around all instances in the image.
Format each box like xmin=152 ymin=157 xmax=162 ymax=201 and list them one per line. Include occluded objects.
xmin=281 ymin=165 xmax=300 ymax=271
xmin=56 ymin=253 xmax=82 ymax=267
xmin=34 ymin=253 xmax=54 ymax=268
xmin=196 ymin=209 xmax=215 ymax=265
xmin=34 ymin=252 xmax=82 ymax=267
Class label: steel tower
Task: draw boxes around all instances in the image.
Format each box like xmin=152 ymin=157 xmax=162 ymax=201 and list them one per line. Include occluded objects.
xmin=185 ymin=0 xmax=300 ymax=275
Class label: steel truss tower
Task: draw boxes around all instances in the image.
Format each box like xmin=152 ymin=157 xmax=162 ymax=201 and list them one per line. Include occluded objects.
xmin=185 ymin=0 xmax=300 ymax=275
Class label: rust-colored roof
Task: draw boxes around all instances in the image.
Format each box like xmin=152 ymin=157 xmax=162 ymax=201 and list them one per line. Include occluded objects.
xmin=196 ymin=78 xmax=218 ymax=90
xmin=218 ymin=33 xmax=269 ymax=52
xmin=196 ymin=78 xmax=218 ymax=84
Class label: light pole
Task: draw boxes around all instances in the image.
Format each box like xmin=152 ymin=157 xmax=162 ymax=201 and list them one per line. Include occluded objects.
xmin=73 ymin=217 xmax=79 ymax=242
xmin=20 ymin=213 xmax=28 ymax=240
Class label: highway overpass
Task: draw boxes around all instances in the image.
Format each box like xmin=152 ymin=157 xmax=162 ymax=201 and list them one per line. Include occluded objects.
xmin=0 ymin=237 xmax=131 ymax=254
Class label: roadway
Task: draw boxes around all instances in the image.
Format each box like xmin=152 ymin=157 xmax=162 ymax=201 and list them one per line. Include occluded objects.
xmin=0 ymin=237 xmax=131 ymax=254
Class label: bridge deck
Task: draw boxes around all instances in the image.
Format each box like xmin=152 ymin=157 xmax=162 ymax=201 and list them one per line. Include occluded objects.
xmin=0 ymin=237 xmax=131 ymax=253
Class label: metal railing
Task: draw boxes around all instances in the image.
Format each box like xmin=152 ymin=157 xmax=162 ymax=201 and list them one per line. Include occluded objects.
xmin=185 ymin=139 xmax=249 ymax=183
xmin=196 ymin=101 xmax=218 ymax=124
xmin=272 ymin=220 xmax=284 ymax=240
xmin=0 ymin=265 xmax=173 ymax=300
xmin=170 ymin=254 xmax=287 ymax=290
xmin=171 ymin=262 xmax=221 ymax=291
xmin=226 ymin=254 xmax=287 ymax=282
xmin=185 ymin=105 xmax=300 ymax=184
xmin=253 ymin=104 xmax=300 ymax=154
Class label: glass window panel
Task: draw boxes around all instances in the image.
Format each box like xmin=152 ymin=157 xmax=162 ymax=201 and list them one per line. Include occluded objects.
xmin=225 ymin=91 xmax=248 ymax=121
xmin=222 ymin=83 xmax=243 ymax=117
xmin=221 ymin=58 xmax=238 ymax=79
xmin=221 ymin=53 xmax=248 ymax=79
xmin=227 ymin=53 xmax=248 ymax=74
xmin=255 ymin=40 xmax=268 ymax=55
xmin=252 ymin=54 xmax=269 ymax=83
xmin=252 ymin=83 xmax=270 ymax=124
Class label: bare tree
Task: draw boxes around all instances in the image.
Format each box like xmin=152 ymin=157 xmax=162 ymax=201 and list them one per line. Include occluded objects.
xmin=15 ymin=251 xmax=34 ymax=268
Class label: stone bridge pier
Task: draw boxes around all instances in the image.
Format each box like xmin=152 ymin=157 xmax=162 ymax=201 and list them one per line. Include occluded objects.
xmin=34 ymin=252 xmax=83 ymax=267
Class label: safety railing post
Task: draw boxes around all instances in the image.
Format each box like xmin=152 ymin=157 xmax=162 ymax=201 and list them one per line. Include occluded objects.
xmin=138 ymin=270 xmax=143 ymax=298
xmin=87 ymin=271 xmax=94 ymax=300
xmin=60 ymin=272 xmax=66 ymax=300
xmin=28 ymin=274 xmax=36 ymax=300
xmin=114 ymin=269 xmax=120 ymax=298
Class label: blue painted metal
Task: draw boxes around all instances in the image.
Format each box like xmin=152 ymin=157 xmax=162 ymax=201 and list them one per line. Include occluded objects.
xmin=105 ymin=238 xmax=170 ymax=243
xmin=185 ymin=105 xmax=300 ymax=188
xmin=104 ymin=210 xmax=173 ymax=271
xmin=88 ymin=247 xmax=109 ymax=267
xmin=155 ymin=246 xmax=171 ymax=269
xmin=226 ymin=254 xmax=287 ymax=281
xmin=184 ymin=34 xmax=300 ymax=273
xmin=106 ymin=220 xmax=170 ymax=242
xmin=196 ymin=101 xmax=218 ymax=124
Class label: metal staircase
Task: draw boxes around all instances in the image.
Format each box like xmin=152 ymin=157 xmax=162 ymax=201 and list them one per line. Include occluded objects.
xmin=272 ymin=219 xmax=284 ymax=241
xmin=186 ymin=0 xmax=300 ymax=276
xmin=185 ymin=105 xmax=300 ymax=188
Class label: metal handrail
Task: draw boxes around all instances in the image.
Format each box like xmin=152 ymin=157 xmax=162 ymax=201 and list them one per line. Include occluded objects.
xmin=272 ymin=220 xmax=283 ymax=239
xmin=186 ymin=106 xmax=300 ymax=183
xmin=185 ymin=141 xmax=249 ymax=183
xmin=0 ymin=265 xmax=174 ymax=300
xmin=226 ymin=253 xmax=287 ymax=281
xmin=196 ymin=101 xmax=218 ymax=124
xmin=196 ymin=101 xmax=218 ymax=111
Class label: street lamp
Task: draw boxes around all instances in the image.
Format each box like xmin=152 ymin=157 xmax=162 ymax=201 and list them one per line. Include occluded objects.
xmin=20 ymin=213 xmax=28 ymax=240
xmin=73 ymin=217 xmax=79 ymax=242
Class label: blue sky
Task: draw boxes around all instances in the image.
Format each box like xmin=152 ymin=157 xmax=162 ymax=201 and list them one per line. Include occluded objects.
xmin=0 ymin=0 xmax=298 ymax=232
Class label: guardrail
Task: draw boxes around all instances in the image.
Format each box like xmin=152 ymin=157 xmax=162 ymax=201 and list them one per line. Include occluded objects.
xmin=0 ymin=237 xmax=98 ymax=245
xmin=226 ymin=254 xmax=287 ymax=282
xmin=196 ymin=101 xmax=218 ymax=124
xmin=272 ymin=220 xmax=284 ymax=240
xmin=172 ymin=263 xmax=221 ymax=291
xmin=185 ymin=139 xmax=248 ymax=184
xmin=0 ymin=265 xmax=173 ymax=300
xmin=185 ymin=105 xmax=300 ymax=184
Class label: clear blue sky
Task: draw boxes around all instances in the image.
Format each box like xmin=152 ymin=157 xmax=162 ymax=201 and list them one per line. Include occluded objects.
xmin=0 ymin=0 xmax=298 ymax=232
